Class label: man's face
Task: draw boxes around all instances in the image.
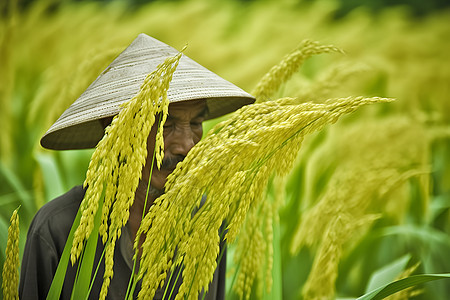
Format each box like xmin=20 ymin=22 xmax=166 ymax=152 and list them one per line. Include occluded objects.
xmin=142 ymin=99 xmax=207 ymax=192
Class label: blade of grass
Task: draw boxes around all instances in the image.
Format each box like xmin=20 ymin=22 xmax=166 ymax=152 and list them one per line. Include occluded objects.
xmin=167 ymin=264 xmax=183 ymax=300
xmin=357 ymin=273 xmax=450 ymax=300
xmin=0 ymin=193 xmax=18 ymax=207
xmin=0 ymin=217 xmax=9 ymax=256
xmin=58 ymin=150 xmax=93 ymax=190
xmin=86 ymin=246 xmax=106 ymax=299
xmin=71 ymin=191 xmax=104 ymax=299
xmin=34 ymin=153 xmax=66 ymax=202
xmin=0 ymin=162 xmax=34 ymax=215
xmin=161 ymin=264 xmax=177 ymax=300
xmin=365 ymin=254 xmax=411 ymax=293
xmin=46 ymin=206 xmax=82 ymax=300
xmin=381 ymin=225 xmax=450 ymax=249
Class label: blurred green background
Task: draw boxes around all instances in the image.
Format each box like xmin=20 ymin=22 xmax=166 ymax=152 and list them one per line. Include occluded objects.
xmin=1 ymin=0 xmax=449 ymax=299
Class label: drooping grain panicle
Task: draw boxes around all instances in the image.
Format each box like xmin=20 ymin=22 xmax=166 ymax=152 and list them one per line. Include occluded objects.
xmin=252 ymin=40 xmax=343 ymax=102
xmin=302 ymin=213 xmax=379 ymax=300
xmin=2 ymin=207 xmax=20 ymax=300
xmin=67 ymin=51 xmax=183 ymax=300
xmin=291 ymin=117 xmax=430 ymax=254
xmin=135 ymin=96 xmax=392 ymax=300
xmin=294 ymin=62 xmax=371 ymax=103
xmin=232 ymin=198 xmax=268 ymax=300
xmin=291 ymin=117 xmax=428 ymax=299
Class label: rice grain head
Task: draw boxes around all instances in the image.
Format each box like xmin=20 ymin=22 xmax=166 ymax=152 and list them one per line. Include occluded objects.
xmin=2 ymin=207 xmax=20 ymax=300
xmin=252 ymin=40 xmax=343 ymax=102
xmin=233 ymin=210 xmax=263 ymax=300
xmin=136 ymin=96 xmax=392 ymax=299
xmin=290 ymin=116 xmax=430 ymax=300
xmin=301 ymin=214 xmax=378 ymax=300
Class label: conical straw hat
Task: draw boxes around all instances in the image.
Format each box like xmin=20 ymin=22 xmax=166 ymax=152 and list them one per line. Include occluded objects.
xmin=40 ymin=33 xmax=255 ymax=150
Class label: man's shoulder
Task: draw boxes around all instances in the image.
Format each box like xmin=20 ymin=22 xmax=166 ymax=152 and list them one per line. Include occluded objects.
xmin=28 ymin=185 xmax=86 ymax=241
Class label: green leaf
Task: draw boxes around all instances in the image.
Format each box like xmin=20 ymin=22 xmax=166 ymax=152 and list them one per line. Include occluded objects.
xmin=0 ymin=162 xmax=34 ymax=214
xmin=71 ymin=195 xmax=103 ymax=300
xmin=381 ymin=225 xmax=450 ymax=249
xmin=365 ymin=254 xmax=411 ymax=293
xmin=429 ymin=194 xmax=450 ymax=223
xmin=357 ymin=273 xmax=450 ymax=300
xmin=46 ymin=208 xmax=82 ymax=300
xmin=58 ymin=150 xmax=92 ymax=188
xmin=0 ymin=193 xmax=18 ymax=207
xmin=0 ymin=216 xmax=9 ymax=257
xmin=34 ymin=153 xmax=66 ymax=202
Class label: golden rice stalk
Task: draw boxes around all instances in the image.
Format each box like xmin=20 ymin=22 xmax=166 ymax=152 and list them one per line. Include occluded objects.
xmin=291 ymin=117 xmax=429 ymax=299
xmin=232 ymin=197 xmax=274 ymax=300
xmin=2 ymin=207 xmax=20 ymax=300
xmin=233 ymin=200 xmax=265 ymax=300
xmin=290 ymin=166 xmax=389 ymax=252
xmin=135 ymin=96 xmax=392 ymax=300
xmin=302 ymin=214 xmax=378 ymax=300
xmin=290 ymin=166 xmax=423 ymax=298
xmin=68 ymin=51 xmax=182 ymax=300
xmin=294 ymin=62 xmax=371 ymax=103
xmin=257 ymin=175 xmax=285 ymax=296
xmin=262 ymin=197 xmax=274 ymax=294
xmin=252 ymin=40 xmax=343 ymax=102
xmin=295 ymin=117 xmax=429 ymax=241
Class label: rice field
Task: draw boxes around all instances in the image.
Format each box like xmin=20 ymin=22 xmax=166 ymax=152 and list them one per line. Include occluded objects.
xmin=1 ymin=0 xmax=449 ymax=299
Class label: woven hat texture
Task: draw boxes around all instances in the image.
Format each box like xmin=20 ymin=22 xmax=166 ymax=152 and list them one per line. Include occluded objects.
xmin=41 ymin=33 xmax=255 ymax=150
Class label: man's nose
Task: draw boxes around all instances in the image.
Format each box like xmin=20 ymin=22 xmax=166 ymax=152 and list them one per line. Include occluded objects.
xmin=171 ymin=126 xmax=196 ymax=156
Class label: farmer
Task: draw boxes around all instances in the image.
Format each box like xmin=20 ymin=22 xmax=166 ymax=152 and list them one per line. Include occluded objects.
xmin=19 ymin=33 xmax=255 ymax=300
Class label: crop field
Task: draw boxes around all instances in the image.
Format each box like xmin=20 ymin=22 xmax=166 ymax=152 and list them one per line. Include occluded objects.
xmin=1 ymin=0 xmax=449 ymax=299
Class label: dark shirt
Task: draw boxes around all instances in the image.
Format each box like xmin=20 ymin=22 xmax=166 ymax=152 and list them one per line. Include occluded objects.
xmin=19 ymin=186 xmax=226 ymax=300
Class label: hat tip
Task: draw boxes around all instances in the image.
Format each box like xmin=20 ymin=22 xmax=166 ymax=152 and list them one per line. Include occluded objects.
xmin=137 ymin=33 xmax=149 ymax=38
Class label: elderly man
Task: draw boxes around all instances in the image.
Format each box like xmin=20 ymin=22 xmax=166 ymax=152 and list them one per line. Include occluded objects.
xmin=19 ymin=34 xmax=254 ymax=300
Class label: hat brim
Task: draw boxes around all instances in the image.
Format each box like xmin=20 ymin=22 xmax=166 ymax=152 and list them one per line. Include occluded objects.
xmin=40 ymin=96 xmax=254 ymax=150
xmin=40 ymin=34 xmax=255 ymax=150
